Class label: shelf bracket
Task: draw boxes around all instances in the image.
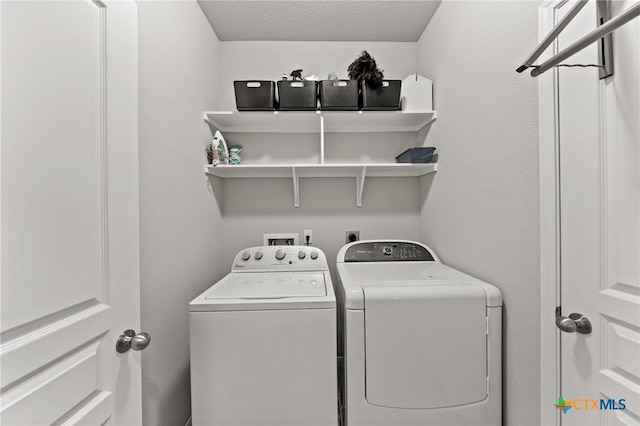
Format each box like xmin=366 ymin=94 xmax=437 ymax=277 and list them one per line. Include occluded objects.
xmin=292 ymin=167 xmax=300 ymax=208
xmin=356 ymin=166 xmax=366 ymax=207
xmin=204 ymin=117 xmax=221 ymax=135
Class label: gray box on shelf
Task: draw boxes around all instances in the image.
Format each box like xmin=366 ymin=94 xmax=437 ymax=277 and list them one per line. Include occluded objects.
xmin=234 ymin=81 xmax=277 ymax=111
xmin=361 ymin=80 xmax=401 ymax=111
xmin=319 ymin=80 xmax=359 ymax=111
xmin=278 ymin=80 xmax=318 ymax=111
xmin=395 ymin=147 xmax=436 ymax=163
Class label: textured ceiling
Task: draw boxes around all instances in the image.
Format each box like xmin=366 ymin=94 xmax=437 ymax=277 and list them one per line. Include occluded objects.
xmin=197 ymin=1 xmax=442 ymax=42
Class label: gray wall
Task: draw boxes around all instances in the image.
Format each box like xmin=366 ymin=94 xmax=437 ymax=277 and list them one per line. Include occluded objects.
xmin=138 ymin=2 xmax=223 ymax=425
xmin=221 ymin=176 xmax=425 ymax=278
xmin=416 ymin=2 xmax=540 ymax=425
xmin=217 ymin=42 xmax=425 ymax=271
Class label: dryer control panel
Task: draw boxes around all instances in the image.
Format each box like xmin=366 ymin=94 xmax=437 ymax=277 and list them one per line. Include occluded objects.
xmin=343 ymin=241 xmax=435 ymax=262
xmin=232 ymin=245 xmax=328 ymax=272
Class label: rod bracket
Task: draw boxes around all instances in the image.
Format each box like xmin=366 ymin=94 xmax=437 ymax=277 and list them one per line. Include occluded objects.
xmin=597 ymin=0 xmax=614 ymax=79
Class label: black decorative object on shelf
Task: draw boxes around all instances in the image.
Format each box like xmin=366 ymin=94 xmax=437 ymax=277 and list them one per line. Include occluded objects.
xmin=290 ymin=69 xmax=303 ymax=80
xmin=347 ymin=51 xmax=384 ymax=88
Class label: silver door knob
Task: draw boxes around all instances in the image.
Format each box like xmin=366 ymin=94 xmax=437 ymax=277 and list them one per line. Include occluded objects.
xmin=555 ymin=307 xmax=592 ymax=335
xmin=116 ymin=329 xmax=151 ymax=353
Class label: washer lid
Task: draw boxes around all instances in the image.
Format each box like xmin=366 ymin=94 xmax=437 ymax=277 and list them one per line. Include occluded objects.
xmin=190 ymin=272 xmax=336 ymax=312
xmin=205 ymin=272 xmax=326 ymax=299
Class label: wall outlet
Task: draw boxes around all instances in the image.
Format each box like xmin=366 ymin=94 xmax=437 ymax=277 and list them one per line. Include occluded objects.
xmin=345 ymin=230 xmax=360 ymax=244
xmin=303 ymin=229 xmax=312 ymax=245
xmin=263 ymin=233 xmax=299 ymax=246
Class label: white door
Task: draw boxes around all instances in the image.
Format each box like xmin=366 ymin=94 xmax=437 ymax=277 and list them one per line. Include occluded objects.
xmin=540 ymin=0 xmax=640 ymax=424
xmin=1 ymin=1 xmax=142 ymax=424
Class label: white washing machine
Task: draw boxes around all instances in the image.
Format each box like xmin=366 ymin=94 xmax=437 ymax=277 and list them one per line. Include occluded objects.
xmin=336 ymin=240 xmax=502 ymax=426
xmin=190 ymin=246 xmax=337 ymax=426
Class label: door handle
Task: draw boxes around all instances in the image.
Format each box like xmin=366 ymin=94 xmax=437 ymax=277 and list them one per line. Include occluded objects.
xmin=555 ymin=307 xmax=592 ymax=334
xmin=116 ymin=329 xmax=151 ymax=353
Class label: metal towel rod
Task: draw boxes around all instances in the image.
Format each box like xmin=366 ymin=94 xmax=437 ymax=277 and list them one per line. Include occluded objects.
xmin=517 ymin=1 xmax=640 ymax=78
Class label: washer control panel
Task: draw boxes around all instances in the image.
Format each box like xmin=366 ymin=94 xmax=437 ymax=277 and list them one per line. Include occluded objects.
xmin=344 ymin=241 xmax=435 ymax=262
xmin=232 ymin=246 xmax=328 ymax=271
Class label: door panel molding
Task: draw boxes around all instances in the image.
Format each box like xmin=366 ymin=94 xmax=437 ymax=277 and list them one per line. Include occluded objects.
xmin=1 ymin=303 xmax=110 ymax=390
xmin=1 ymin=342 xmax=106 ymax=425
xmin=54 ymin=390 xmax=112 ymax=426
xmin=602 ymin=318 xmax=640 ymax=379
xmin=598 ymin=369 xmax=640 ymax=424
xmin=600 ymin=288 xmax=640 ymax=325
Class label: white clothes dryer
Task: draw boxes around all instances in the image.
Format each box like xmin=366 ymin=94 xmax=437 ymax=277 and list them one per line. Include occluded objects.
xmin=190 ymin=246 xmax=337 ymax=426
xmin=336 ymin=240 xmax=502 ymax=426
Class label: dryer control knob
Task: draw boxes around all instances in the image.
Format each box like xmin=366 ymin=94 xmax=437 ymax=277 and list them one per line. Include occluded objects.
xmin=241 ymin=251 xmax=251 ymax=261
xmin=298 ymin=250 xmax=306 ymax=259
xmin=310 ymin=250 xmax=318 ymax=260
xmin=254 ymin=251 xmax=263 ymax=260
xmin=275 ymin=249 xmax=286 ymax=260
xmin=382 ymin=246 xmax=393 ymax=256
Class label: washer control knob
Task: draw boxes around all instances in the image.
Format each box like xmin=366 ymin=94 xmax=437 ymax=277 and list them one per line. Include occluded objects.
xmin=310 ymin=250 xmax=318 ymax=260
xmin=275 ymin=249 xmax=286 ymax=260
xmin=382 ymin=246 xmax=393 ymax=256
xmin=254 ymin=251 xmax=263 ymax=260
xmin=241 ymin=251 xmax=251 ymax=261
xmin=298 ymin=250 xmax=306 ymax=259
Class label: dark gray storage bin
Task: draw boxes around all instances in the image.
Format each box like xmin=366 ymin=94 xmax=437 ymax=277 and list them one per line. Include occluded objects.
xmin=234 ymin=81 xmax=277 ymax=111
xmin=361 ymin=80 xmax=401 ymax=111
xmin=278 ymin=80 xmax=318 ymax=111
xmin=395 ymin=147 xmax=436 ymax=163
xmin=319 ymin=80 xmax=359 ymax=111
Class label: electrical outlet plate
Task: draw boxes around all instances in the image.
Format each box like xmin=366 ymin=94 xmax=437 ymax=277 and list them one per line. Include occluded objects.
xmin=263 ymin=233 xmax=299 ymax=246
xmin=345 ymin=230 xmax=360 ymax=244
xmin=303 ymin=229 xmax=312 ymax=245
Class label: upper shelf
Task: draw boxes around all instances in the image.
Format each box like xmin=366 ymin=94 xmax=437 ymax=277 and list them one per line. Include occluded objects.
xmin=203 ymin=110 xmax=437 ymax=133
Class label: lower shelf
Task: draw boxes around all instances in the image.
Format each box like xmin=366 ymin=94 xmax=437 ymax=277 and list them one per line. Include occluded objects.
xmin=204 ymin=163 xmax=437 ymax=207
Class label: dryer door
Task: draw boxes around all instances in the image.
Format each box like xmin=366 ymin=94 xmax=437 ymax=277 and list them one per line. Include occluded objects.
xmin=363 ymin=282 xmax=487 ymax=409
